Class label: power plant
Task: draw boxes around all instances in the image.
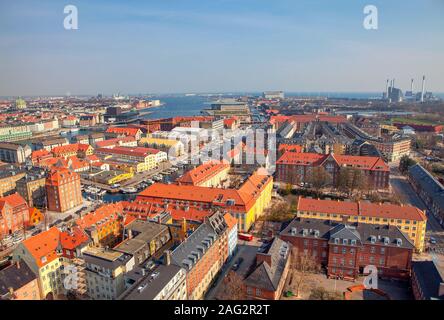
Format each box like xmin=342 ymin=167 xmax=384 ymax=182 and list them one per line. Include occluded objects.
xmin=383 ymin=75 xmax=437 ymax=103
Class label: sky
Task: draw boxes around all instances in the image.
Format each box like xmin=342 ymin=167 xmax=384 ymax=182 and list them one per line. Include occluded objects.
xmin=0 ymin=0 xmax=443 ymax=96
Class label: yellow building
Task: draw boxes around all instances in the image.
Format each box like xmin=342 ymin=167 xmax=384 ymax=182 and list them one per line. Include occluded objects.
xmin=137 ymin=170 xmax=273 ymax=232
xmin=176 ymin=161 xmax=230 ymax=188
xmin=296 ymin=197 xmax=427 ymax=252
xmin=92 ymin=170 xmax=134 ymax=185
xmin=139 ymin=136 xmax=185 ymax=157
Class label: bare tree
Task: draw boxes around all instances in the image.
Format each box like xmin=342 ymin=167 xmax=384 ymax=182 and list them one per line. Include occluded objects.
xmin=290 ymin=247 xmax=321 ymax=298
xmin=308 ymin=167 xmax=331 ymax=194
xmin=217 ymin=271 xmax=245 ymax=300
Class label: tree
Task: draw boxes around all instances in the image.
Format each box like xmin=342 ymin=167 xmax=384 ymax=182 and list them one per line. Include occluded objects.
xmin=290 ymin=247 xmax=321 ymax=298
xmin=308 ymin=167 xmax=330 ymax=194
xmin=263 ymin=201 xmax=294 ymax=222
xmin=399 ymin=155 xmax=417 ymax=174
xmin=309 ymin=287 xmax=343 ymax=300
xmin=217 ymin=271 xmax=245 ymax=300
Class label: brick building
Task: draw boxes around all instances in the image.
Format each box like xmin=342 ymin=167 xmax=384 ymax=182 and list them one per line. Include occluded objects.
xmin=296 ymin=197 xmax=427 ymax=252
xmin=45 ymin=168 xmax=82 ymax=213
xmin=280 ymin=218 xmax=414 ymax=281
xmin=276 ymin=152 xmax=390 ymax=189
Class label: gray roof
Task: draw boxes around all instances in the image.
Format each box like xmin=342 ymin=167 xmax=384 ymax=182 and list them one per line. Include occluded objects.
xmin=124 ymin=220 xmax=169 ymax=243
xmin=244 ymin=237 xmax=290 ymax=292
xmin=281 ymin=218 xmax=415 ymax=250
xmin=83 ymin=250 xmax=133 ymax=271
xmin=0 ymin=261 xmax=37 ymax=296
xmin=412 ymin=261 xmax=444 ymax=300
xmin=120 ymin=263 xmax=183 ymax=300
xmin=409 ymin=164 xmax=444 ymax=210
xmin=171 ymin=223 xmax=217 ymax=270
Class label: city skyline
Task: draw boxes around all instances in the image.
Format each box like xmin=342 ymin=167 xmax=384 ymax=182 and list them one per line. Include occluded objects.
xmin=1 ymin=0 xmax=444 ymax=96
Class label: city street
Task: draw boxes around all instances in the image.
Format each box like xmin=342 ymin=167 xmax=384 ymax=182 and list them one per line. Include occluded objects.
xmin=390 ymin=167 xmax=444 ymax=259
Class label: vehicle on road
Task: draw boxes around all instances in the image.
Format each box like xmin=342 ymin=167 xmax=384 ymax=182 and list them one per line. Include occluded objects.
xmin=238 ymin=233 xmax=254 ymax=241
xmin=430 ymin=237 xmax=437 ymax=244
xmin=231 ymin=257 xmax=244 ymax=271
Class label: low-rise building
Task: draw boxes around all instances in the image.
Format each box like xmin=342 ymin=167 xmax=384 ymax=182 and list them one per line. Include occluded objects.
xmin=33 ymin=137 xmax=68 ymax=152
xmin=276 ymin=152 xmax=390 ymax=189
xmin=296 ymin=197 xmax=427 ymax=252
xmin=76 ymin=203 xmax=124 ymax=247
xmin=83 ymin=247 xmax=135 ymax=300
xmin=411 ymin=260 xmax=444 ymax=300
xmin=106 ymin=127 xmax=142 ymax=140
xmin=0 ymin=193 xmax=30 ymax=238
xmin=119 ymin=254 xmax=187 ymax=300
xmin=0 ymin=260 xmax=42 ymax=300
xmin=139 ymin=137 xmax=185 ymax=157
xmin=280 ymin=218 xmax=414 ymax=280
xmin=0 ymin=165 xmax=26 ymax=196
xmin=408 ymin=164 xmax=444 ymax=226
xmin=177 ymin=161 xmax=230 ymax=188
xmin=115 ymin=220 xmax=172 ymax=265
xmin=51 ymin=143 xmax=94 ymax=159
xmin=0 ymin=143 xmax=31 ymax=164
xmin=137 ymin=170 xmax=273 ymax=232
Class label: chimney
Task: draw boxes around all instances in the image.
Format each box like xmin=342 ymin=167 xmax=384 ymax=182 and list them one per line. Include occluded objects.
xmin=392 ymin=79 xmax=395 ymax=89
xmin=421 ymin=75 xmax=426 ymax=103
xmin=385 ymin=79 xmax=389 ymax=97
xmin=164 ymin=250 xmax=172 ymax=266
xmin=410 ymin=78 xmax=414 ymax=93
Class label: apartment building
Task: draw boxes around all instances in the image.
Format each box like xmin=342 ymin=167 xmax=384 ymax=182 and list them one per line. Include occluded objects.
xmin=0 ymin=125 xmax=32 ymax=142
xmin=45 ymin=168 xmax=82 ymax=213
xmin=96 ymin=146 xmax=164 ymax=172
xmin=138 ymin=136 xmax=185 ymax=157
xmin=0 ymin=165 xmax=26 ymax=196
xmin=119 ymin=254 xmax=187 ymax=300
xmin=408 ymin=164 xmax=444 ymax=226
xmin=276 ymin=152 xmax=390 ymax=189
xmin=51 ymin=143 xmax=94 ymax=159
xmin=0 ymin=193 xmax=30 ymax=238
xmin=83 ymin=247 xmax=135 ymax=300
xmin=75 ymin=203 xmax=124 ymax=247
xmin=0 ymin=143 xmax=32 ymax=164
xmin=137 ymin=170 xmax=273 ymax=232
xmin=296 ymin=197 xmax=427 ymax=252
xmin=177 ymin=161 xmax=230 ymax=188
xmin=0 ymin=260 xmax=42 ymax=300
xmin=280 ymin=218 xmax=414 ymax=280
xmin=16 ymin=169 xmax=47 ymax=208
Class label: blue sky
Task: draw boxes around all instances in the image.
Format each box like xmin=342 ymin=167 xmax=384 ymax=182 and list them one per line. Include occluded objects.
xmin=0 ymin=0 xmax=443 ymax=96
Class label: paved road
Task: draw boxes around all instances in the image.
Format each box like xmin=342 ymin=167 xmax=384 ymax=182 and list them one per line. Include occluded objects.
xmin=390 ymin=167 xmax=444 ymax=258
xmin=205 ymin=242 xmax=260 ymax=300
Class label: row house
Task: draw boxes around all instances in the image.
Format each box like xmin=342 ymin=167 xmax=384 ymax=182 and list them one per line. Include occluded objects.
xmin=276 ymin=152 xmax=390 ymax=189
xmin=105 ymin=127 xmax=143 ymax=141
xmin=75 ymin=202 xmax=124 ymax=248
xmin=51 ymin=143 xmax=94 ymax=159
xmin=12 ymin=226 xmax=90 ymax=299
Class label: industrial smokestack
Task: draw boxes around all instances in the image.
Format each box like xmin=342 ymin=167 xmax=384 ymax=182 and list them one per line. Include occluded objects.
xmin=411 ymin=79 xmax=414 ymax=93
xmin=385 ymin=79 xmax=389 ymax=96
xmin=421 ymin=75 xmax=426 ymax=103
xmin=392 ymin=79 xmax=395 ymax=89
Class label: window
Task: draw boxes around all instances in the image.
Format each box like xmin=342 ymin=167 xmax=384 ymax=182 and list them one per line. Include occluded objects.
xmin=247 ymin=287 xmax=253 ymax=295
xmin=256 ymin=289 xmax=262 ymax=297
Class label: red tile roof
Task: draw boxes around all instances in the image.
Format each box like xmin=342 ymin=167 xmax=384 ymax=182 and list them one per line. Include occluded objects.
xmin=106 ymin=127 xmax=141 ymax=136
xmin=177 ymin=160 xmax=230 ymax=186
xmin=297 ymin=197 xmax=426 ymax=221
xmin=76 ymin=203 xmax=123 ymax=229
xmin=21 ymin=227 xmax=60 ymax=268
xmin=96 ymin=146 xmax=157 ymax=157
